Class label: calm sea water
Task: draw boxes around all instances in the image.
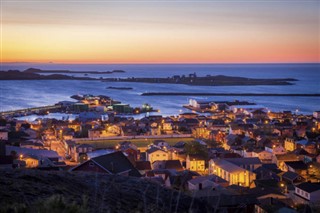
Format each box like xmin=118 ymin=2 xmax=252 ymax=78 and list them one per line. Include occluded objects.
xmin=1 ymin=63 xmax=319 ymax=118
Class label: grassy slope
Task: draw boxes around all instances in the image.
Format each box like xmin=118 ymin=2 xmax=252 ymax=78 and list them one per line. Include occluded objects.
xmin=76 ymin=137 xmax=195 ymax=149
xmin=0 ymin=169 xmax=209 ymax=213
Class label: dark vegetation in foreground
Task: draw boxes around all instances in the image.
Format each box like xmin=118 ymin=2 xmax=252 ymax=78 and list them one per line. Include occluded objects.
xmin=0 ymin=169 xmax=209 ymax=213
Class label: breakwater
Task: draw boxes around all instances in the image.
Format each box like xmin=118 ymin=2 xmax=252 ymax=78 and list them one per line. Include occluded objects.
xmin=0 ymin=105 xmax=62 ymax=117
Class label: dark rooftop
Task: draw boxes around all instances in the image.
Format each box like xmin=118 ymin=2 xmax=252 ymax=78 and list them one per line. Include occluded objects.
xmin=285 ymin=161 xmax=308 ymax=170
xmin=91 ymin=151 xmax=141 ymax=177
xmin=295 ymin=182 xmax=320 ymax=193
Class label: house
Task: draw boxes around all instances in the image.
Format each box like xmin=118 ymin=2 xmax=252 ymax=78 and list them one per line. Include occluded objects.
xmin=153 ymin=140 xmax=170 ymax=149
xmin=208 ymin=159 xmax=256 ymax=187
xmin=162 ymin=122 xmax=173 ymax=134
xmin=122 ymin=147 xmax=139 ymax=163
xmin=188 ymin=174 xmax=229 ymax=191
xmin=24 ymin=156 xmax=39 ymax=168
xmin=76 ymin=144 xmax=94 ymax=162
xmin=135 ymin=161 xmax=152 ymax=175
xmin=150 ymin=122 xmax=161 ymax=136
xmin=117 ymin=141 xmax=138 ymax=151
xmin=152 ymin=160 xmax=183 ymax=171
xmin=265 ymin=145 xmax=286 ymax=155
xmin=284 ymin=138 xmax=296 ymax=152
xmin=283 ymin=161 xmax=308 ymax=176
xmin=186 ymin=154 xmax=206 ymax=173
xmin=273 ymin=154 xmax=300 ymax=171
xmin=281 ymin=171 xmax=305 ymax=184
xmin=255 ymin=197 xmax=297 ymax=213
xmin=313 ymin=111 xmax=320 ymax=119
xmin=146 ymin=148 xmax=169 ymax=163
xmin=252 ymin=150 xmax=273 ymax=163
xmin=70 ymin=151 xmax=141 ymax=177
xmin=284 ymin=138 xmax=314 ymax=154
xmin=68 ymin=122 xmax=81 ymax=132
xmin=224 ymin=157 xmax=262 ymax=172
xmin=250 ymin=109 xmax=268 ymax=119
xmin=294 ymin=182 xmax=320 ymax=202
xmin=6 ymin=145 xmax=61 ymax=160
xmin=88 ymin=128 xmax=102 ymax=138
xmin=254 ymin=165 xmax=281 ymax=180
xmin=179 ymin=112 xmax=198 ymax=119
xmin=20 ymin=140 xmax=44 ymax=149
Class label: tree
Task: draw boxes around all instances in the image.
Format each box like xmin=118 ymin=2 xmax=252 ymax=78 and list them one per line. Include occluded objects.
xmin=184 ymin=141 xmax=208 ymax=159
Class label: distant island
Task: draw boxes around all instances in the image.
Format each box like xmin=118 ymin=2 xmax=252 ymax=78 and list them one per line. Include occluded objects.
xmin=107 ymin=86 xmax=133 ymax=90
xmin=0 ymin=67 xmax=127 ymax=80
xmin=24 ymin=67 xmax=126 ymax=74
xmin=103 ymin=73 xmax=297 ymax=86
xmin=0 ymin=70 xmax=97 ymax=80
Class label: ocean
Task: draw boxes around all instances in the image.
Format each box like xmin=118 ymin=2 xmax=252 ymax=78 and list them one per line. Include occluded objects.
xmin=1 ymin=63 xmax=319 ymax=119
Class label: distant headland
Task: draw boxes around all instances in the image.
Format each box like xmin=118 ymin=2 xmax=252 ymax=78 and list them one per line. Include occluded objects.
xmin=0 ymin=68 xmax=125 ymax=80
xmin=103 ymin=73 xmax=297 ymax=86
xmin=0 ymin=70 xmax=96 ymax=80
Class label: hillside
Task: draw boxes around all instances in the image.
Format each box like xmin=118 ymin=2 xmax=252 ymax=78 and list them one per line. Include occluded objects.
xmin=0 ymin=169 xmax=209 ymax=213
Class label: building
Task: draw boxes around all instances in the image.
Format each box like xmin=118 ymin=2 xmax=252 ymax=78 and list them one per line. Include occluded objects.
xmin=284 ymin=138 xmax=296 ymax=152
xmin=134 ymin=161 xmax=151 ymax=175
xmin=186 ymin=154 xmax=206 ymax=173
xmin=146 ymin=148 xmax=169 ymax=164
xmin=113 ymin=104 xmax=133 ymax=114
xmin=209 ymin=159 xmax=256 ymax=187
xmin=70 ymin=151 xmax=141 ymax=177
xmin=283 ymin=161 xmax=308 ymax=176
xmin=224 ymin=157 xmax=262 ymax=172
xmin=294 ymin=182 xmax=320 ymax=202
xmin=252 ymin=150 xmax=273 ymax=164
xmin=313 ymin=111 xmax=320 ymax=119
xmin=152 ymin=160 xmax=183 ymax=171
xmin=188 ymin=174 xmax=229 ymax=191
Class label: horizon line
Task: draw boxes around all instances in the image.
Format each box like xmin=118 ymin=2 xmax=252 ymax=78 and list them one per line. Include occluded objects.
xmin=1 ymin=61 xmax=320 ymax=65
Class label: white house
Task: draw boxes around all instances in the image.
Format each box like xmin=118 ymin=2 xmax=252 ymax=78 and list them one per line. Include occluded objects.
xmin=146 ymin=148 xmax=169 ymax=163
xmin=295 ymin=182 xmax=320 ymax=202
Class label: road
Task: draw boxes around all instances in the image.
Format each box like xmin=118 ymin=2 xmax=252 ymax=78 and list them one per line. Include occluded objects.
xmin=72 ymin=134 xmax=192 ymax=142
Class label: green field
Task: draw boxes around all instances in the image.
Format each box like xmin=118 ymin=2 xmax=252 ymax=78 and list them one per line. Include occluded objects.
xmin=76 ymin=137 xmax=195 ymax=149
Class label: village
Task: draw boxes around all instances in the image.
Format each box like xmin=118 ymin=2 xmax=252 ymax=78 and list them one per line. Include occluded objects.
xmin=0 ymin=94 xmax=320 ymax=212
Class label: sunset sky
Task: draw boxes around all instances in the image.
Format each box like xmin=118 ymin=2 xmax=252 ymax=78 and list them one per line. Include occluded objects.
xmin=1 ymin=0 xmax=319 ymax=63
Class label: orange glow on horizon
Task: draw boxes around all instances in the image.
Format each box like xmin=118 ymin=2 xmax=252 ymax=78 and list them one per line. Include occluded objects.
xmin=1 ymin=1 xmax=319 ymax=64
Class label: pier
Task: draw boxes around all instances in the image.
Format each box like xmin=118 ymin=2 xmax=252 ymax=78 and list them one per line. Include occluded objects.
xmin=0 ymin=105 xmax=62 ymax=117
